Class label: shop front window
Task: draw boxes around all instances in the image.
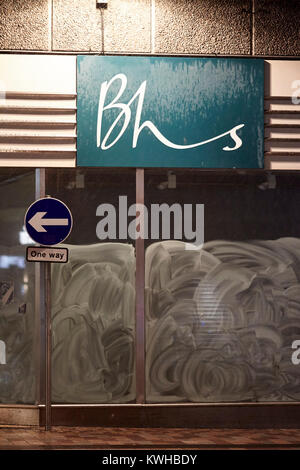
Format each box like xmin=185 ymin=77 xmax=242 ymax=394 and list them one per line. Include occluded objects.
xmin=0 ymin=169 xmax=36 ymax=404
xmin=5 ymin=167 xmax=299 ymax=406
xmin=46 ymin=169 xmax=136 ymax=404
xmin=145 ymin=170 xmax=300 ymax=403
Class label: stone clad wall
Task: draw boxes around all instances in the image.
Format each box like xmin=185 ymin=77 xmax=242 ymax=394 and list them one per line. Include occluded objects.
xmin=0 ymin=0 xmax=299 ymax=56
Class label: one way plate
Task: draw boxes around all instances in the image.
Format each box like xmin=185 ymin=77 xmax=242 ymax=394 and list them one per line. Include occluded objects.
xmin=26 ymin=246 xmax=69 ymax=263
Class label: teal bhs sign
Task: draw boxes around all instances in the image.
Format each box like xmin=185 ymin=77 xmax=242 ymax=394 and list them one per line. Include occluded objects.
xmin=77 ymin=56 xmax=264 ymax=168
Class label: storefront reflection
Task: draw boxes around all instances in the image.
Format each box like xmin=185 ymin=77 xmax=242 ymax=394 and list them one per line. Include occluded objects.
xmin=0 ymin=171 xmax=36 ymax=404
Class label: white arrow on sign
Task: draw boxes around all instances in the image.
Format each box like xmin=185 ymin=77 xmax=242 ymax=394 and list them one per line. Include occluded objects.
xmin=28 ymin=212 xmax=69 ymax=233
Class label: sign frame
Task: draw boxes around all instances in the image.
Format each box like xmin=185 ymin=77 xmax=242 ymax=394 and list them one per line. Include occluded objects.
xmin=77 ymin=55 xmax=265 ymax=169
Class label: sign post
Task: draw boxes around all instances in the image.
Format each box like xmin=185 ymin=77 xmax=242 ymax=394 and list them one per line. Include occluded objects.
xmin=24 ymin=197 xmax=73 ymax=431
xmin=45 ymin=260 xmax=51 ymax=432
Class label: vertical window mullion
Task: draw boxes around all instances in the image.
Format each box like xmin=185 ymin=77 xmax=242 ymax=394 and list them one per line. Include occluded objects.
xmin=135 ymin=168 xmax=145 ymax=403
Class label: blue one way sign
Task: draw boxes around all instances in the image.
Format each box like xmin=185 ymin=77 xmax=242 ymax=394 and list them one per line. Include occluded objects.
xmin=25 ymin=197 xmax=73 ymax=246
